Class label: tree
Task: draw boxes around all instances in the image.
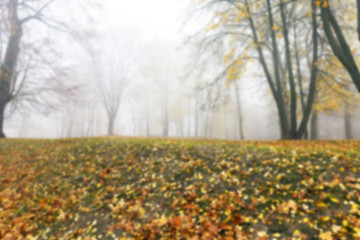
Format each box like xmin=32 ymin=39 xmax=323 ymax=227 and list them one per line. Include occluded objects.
xmin=196 ymin=0 xmax=319 ymax=139
xmin=86 ymin=27 xmax=138 ymax=136
xmin=99 ymin=60 xmax=130 ymax=136
xmin=141 ymin=40 xmax=179 ymax=137
xmin=57 ymin=73 xmax=99 ymax=138
xmin=0 ymin=0 xmax=25 ymax=138
xmin=0 ymin=0 xmax=94 ymax=138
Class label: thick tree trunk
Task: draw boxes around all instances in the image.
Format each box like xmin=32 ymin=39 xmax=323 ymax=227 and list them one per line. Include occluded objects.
xmin=294 ymin=23 xmax=308 ymax=140
xmin=280 ymin=0 xmax=297 ymax=138
xmin=295 ymin=0 xmax=319 ymax=139
xmin=0 ymin=0 xmax=23 ymax=138
xmin=310 ymin=111 xmax=318 ymax=140
xmin=303 ymin=129 xmax=309 ymax=140
xmin=244 ymin=0 xmax=318 ymax=140
xmin=245 ymin=0 xmax=289 ymax=139
xmin=266 ymin=0 xmax=290 ymax=139
xmin=108 ymin=116 xmax=115 ymax=136
xmin=344 ymin=104 xmax=353 ymax=139
xmin=0 ymin=102 xmax=6 ymax=138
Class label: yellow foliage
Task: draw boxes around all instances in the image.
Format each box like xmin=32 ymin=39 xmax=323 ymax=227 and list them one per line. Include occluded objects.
xmin=313 ymin=53 xmax=360 ymax=114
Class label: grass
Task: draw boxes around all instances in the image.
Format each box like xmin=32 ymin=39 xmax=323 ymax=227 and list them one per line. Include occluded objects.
xmin=0 ymin=138 xmax=360 ymax=239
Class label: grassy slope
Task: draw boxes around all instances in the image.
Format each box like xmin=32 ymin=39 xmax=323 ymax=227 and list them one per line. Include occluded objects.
xmin=0 ymin=138 xmax=360 ymax=239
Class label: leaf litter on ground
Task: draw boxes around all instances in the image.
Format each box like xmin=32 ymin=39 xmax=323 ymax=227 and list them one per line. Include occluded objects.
xmin=0 ymin=138 xmax=360 ymax=239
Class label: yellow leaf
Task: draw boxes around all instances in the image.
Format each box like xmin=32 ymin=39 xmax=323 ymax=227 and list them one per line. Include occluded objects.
xmin=272 ymin=25 xmax=280 ymax=31
xmin=294 ymin=229 xmax=301 ymax=236
xmin=319 ymin=231 xmax=332 ymax=240
xmin=316 ymin=201 xmax=326 ymax=208
xmin=331 ymin=225 xmax=341 ymax=233
xmin=353 ymin=227 xmax=360 ymax=238
xmin=321 ymin=216 xmax=330 ymax=222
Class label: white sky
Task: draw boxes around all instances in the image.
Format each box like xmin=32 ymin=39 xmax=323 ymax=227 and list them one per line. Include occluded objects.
xmin=103 ymin=0 xmax=188 ymax=41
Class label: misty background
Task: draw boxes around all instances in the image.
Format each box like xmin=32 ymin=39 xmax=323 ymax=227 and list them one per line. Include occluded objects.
xmin=2 ymin=0 xmax=360 ymax=140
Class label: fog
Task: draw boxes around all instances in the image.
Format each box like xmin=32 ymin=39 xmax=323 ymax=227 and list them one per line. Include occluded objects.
xmin=2 ymin=0 xmax=360 ymax=140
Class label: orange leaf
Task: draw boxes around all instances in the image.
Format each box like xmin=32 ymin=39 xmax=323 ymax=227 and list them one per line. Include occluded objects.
xmin=124 ymin=222 xmax=134 ymax=232
xmin=345 ymin=176 xmax=356 ymax=182
xmin=171 ymin=217 xmax=181 ymax=228
xmin=207 ymin=222 xmax=219 ymax=235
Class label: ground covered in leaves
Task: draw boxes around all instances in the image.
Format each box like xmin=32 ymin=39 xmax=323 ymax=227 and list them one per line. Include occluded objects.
xmin=1 ymin=138 xmax=360 ymax=239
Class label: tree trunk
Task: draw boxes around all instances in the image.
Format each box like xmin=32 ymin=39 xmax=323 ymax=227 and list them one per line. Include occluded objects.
xmin=162 ymin=90 xmax=169 ymax=137
xmin=358 ymin=0 xmax=360 ymax=41
xmin=146 ymin=114 xmax=150 ymax=137
xmin=310 ymin=111 xmax=318 ymax=140
xmin=266 ymin=0 xmax=290 ymax=139
xmin=108 ymin=116 xmax=115 ymax=136
xmin=146 ymin=98 xmax=150 ymax=137
xmin=194 ymin=93 xmax=199 ymax=137
xmin=280 ymin=0 xmax=297 ymax=138
xmin=204 ymin=110 xmax=210 ymax=137
xmin=132 ymin=111 xmax=137 ymax=136
xmin=0 ymin=102 xmax=6 ymax=138
xmin=187 ymin=101 xmax=191 ymax=137
xmin=0 ymin=0 xmax=23 ymax=138
xmin=245 ymin=0 xmax=289 ymax=139
xmin=303 ymin=130 xmax=309 ymax=140
xmin=295 ymin=0 xmax=319 ymax=139
xmin=163 ymin=109 xmax=169 ymax=137
xmin=234 ymin=81 xmax=244 ymax=140
xmin=86 ymin=108 xmax=95 ymax=137
xmin=344 ymin=104 xmax=353 ymax=139
xmin=163 ymin=125 xmax=169 ymax=137
xmin=66 ymin=114 xmax=75 ymax=138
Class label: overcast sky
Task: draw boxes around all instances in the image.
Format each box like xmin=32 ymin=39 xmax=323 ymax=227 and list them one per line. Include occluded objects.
xmin=102 ymin=0 xmax=188 ymax=42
